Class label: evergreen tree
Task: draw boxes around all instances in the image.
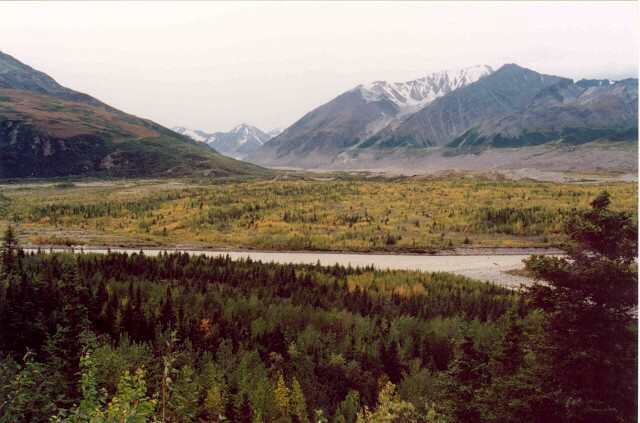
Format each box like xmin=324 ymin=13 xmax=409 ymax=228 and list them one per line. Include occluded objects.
xmin=440 ymin=336 xmax=488 ymax=423
xmin=381 ymin=341 xmax=404 ymax=384
xmin=45 ymin=265 xmax=90 ymax=402
xmin=0 ymin=225 xmax=18 ymax=276
xmin=480 ymin=312 xmax=540 ymax=423
xmin=492 ymin=311 xmax=525 ymax=377
xmin=333 ymin=391 xmax=360 ymax=423
xmin=525 ymin=191 xmax=638 ymax=422
xmin=168 ymin=364 xmax=200 ymax=421
xmin=160 ymin=286 xmax=175 ymax=329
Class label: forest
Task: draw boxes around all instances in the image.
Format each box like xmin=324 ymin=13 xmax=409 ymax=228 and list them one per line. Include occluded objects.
xmin=0 ymin=191 xmax=637 ymax=422
xmin=0 ymin=176 xmax=636 ymax=252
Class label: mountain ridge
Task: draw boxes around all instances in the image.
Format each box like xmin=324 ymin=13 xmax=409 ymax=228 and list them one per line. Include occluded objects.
xmin=0 ymin=51 xmax=266 ymax=178
xmin=365 ymin=64 xmax=571 ymax=148
xmin=249 ymin=65 xmax=494 ymax=165
xmin=173 ymin=123 xmax=272 ymax=159
xmin=249 ymin=63 xmax=637 ymax=172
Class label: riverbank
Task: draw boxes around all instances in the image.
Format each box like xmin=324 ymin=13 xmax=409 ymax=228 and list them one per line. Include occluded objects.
xmin=22 ymin=244 xmax=564 ymax=257
xmin=23 ymin=245 xmax=557 ymax=288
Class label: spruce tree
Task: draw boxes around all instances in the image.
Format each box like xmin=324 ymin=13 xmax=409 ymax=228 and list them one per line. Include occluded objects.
xmin=0 ymin=225 xmax=18 ymax=276
xmin=525 ymin=191 xmax=637 ymax=422
xmin=160 ymin=285 xmax=175 ymax=329
xmin=440 ymin=336 xmax=488 ymax=423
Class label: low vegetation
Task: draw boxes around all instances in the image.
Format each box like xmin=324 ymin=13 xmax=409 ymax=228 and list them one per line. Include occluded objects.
xmin=0 ymin=176 xmax=635 ymax=251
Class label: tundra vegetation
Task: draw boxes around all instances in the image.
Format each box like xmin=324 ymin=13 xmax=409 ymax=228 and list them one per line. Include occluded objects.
xmin=0 ymin=191 xmax=636 ymax=422
xmin=0 ymin=176 xmax=636 ymax=251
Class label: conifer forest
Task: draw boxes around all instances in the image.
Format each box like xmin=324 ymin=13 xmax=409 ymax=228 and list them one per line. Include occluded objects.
xmin=0 ymin=190 xmax=637 ymax=422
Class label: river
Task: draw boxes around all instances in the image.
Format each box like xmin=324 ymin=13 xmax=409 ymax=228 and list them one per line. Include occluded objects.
xmin=24 ymin=246 xmax=553 ymax=288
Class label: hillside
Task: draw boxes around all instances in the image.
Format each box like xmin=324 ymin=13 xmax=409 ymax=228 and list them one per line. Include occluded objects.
xmin=376 ymin=64 xmax=637 ymax=151
xmin=0 ymin=51 xmax=266 ymax=178
xmin=447 ymin=77 xmax=638 ymax=151
xmin=366 ymin=64 xmax=568 ymax=148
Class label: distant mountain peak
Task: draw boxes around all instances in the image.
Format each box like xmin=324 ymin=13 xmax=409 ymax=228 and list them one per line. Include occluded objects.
xmin=231 ymin=123 xmax=253 ymax=133
xmin=173 ymin=124 xmax=273 ymax=159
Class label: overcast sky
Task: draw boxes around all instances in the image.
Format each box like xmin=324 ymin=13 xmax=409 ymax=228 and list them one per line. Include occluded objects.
xmin=1 ymin=1 xmax=638 ymax=132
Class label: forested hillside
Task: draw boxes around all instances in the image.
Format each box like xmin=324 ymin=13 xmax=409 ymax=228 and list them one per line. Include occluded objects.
xmin=0 ymin=192 xmax=636 ymax=422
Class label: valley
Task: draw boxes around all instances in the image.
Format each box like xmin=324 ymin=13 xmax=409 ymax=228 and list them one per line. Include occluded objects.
xmin=1 ymin=3 xmax=637 ymax=421
xmin=1 ymin=175 xmax=635 ymax=254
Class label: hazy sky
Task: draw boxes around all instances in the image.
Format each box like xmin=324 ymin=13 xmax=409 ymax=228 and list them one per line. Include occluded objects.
xmin=1 ymin=1 xmax=638 ymax=132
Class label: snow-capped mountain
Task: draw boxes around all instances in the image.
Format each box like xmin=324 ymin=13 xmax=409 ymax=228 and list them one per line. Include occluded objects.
xmin=249 ymin=63 xmax=637 ymax=173
xmin=173 ymin=124 xmax=272 ymax=159
xmin=357 ymin=65 xmax=494 ymax=113
xmin=249 ymin=65 xmax=494 ymax=166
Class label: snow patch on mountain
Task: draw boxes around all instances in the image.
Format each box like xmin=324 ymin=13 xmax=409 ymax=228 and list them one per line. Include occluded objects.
xmin=267 ymin=127 xmax=283 ymax=138
xmin=172 ymin=126 xmax=210 ymax=143
xmin=356 ymin=65 xmax=494 ymax=112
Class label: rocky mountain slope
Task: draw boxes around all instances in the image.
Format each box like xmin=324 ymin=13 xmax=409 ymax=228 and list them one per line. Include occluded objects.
xmin=249 ymin=65 xmax=494 ymax=166
xmin=448 ymin=77 xmax=638 ymax=151
xmin=371 ymin=64 xmax=637 ymax=150
xmin=250 ymin=64 xmax=637 ymax=173
xmin=359 ymin=65 xmax=494 ymax=113
xmin=174 ymin=124 xmax=272 ymax=159
xmin=0 ymin=51 xmax=265 ymax=178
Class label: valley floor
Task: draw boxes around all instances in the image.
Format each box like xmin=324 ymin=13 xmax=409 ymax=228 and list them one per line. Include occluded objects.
xmin=0 ymin=173 xmax=636 ymax=254
xmin=259 ymin=141 xmax=638 ymax=179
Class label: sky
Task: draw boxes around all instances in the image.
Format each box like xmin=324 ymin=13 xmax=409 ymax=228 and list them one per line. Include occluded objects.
xmin=1 ymin=1 xmax=638 ymax=132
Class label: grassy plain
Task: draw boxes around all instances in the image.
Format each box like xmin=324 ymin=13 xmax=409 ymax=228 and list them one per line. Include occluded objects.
xmin=0 ymin=174 xmax=636 ymax=252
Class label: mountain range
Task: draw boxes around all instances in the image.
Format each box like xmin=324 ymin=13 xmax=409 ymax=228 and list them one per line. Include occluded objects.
xmin=0 ymin=51 xmax=265 ymax=178
xmin=0 ymin=51 xmax=636 ymax=178
xmin=249 ymin=64 xmax=637 ymax=173
xmin=248 ymin=65 xmax=495 ymax=166
xmin=173 ymin=124 xmax=276 ymax=160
